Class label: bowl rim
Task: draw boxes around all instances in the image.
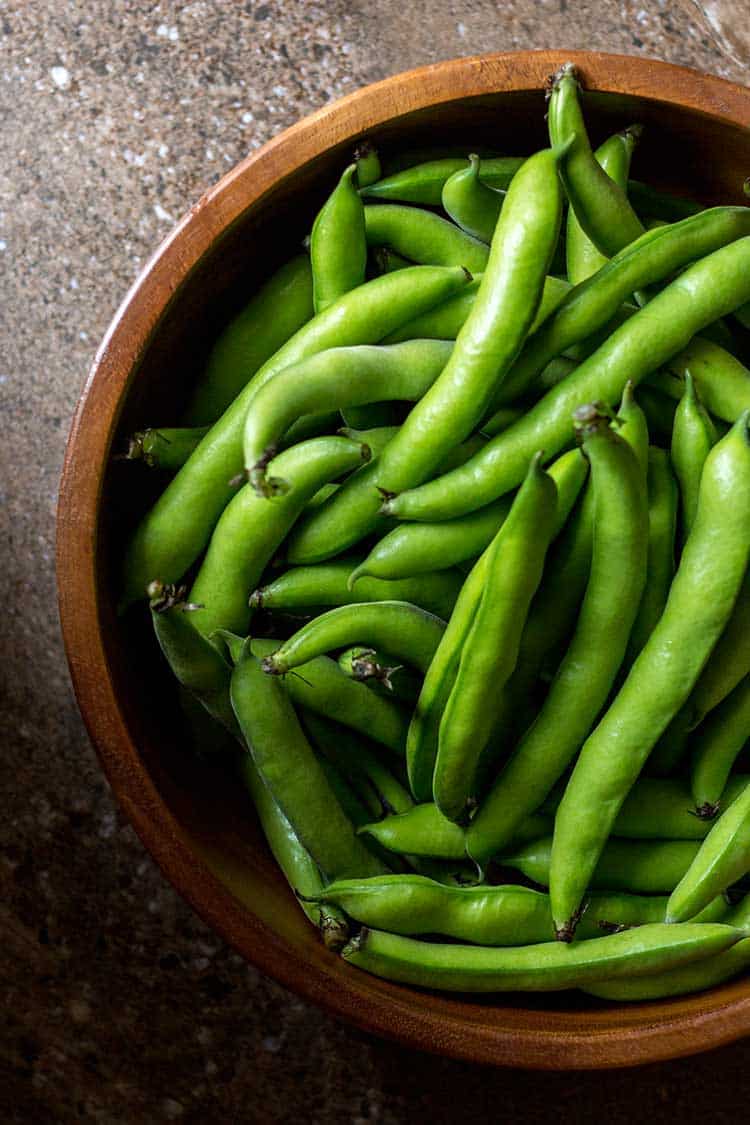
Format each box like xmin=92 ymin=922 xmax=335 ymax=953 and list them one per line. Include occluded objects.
xmin=57 ymin=49 xmax=750 ymax=1070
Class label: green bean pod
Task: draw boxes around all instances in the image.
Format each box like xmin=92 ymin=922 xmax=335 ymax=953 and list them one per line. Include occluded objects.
xmin=625 ymin=448 xmax=678 ymax=663
xmin=124 ymin=427 xmax=210 ymax=472
xmin=311 ymin=164 xmax=367 ymax=314
xmin=242 ymin=340 xmax=453 ymax=491
xmin=148 ymin=581 xmax=239 ymax=737
xmin=383 ymin=275 xmax=571 ymax=346
xmin=434 ymin=455 xmax=558 ymax=821
xmin=467 ymin=408 xmax=648 ymax=864
xmin=360 ymin=156 xmax=525 ymax=205
xmin=187 ymin=436 xmax=368 ymax=637
xmin=384 ymin=237 xmax=750 ymax=523
xmin=566 ymin=126 xmax=639 ymax=285
xmin=230 ymin=643 xmax=387 ymax=879
xmin=363 ymin=204 xmax=489 ymax=272
xmin=668 ymin=782 xmax=750 ymax=923
xmin=442 ymin=154 xmax=504 ymax=242
xmin=262 ymin=601 xmax=445 ymax=677
xmin=341 ymin=923 xmax=739 ymax=993
xmin=505 ymin=836 xmax=702 ymax=895
xmin=548 ymin=63 xmax=644 ymax=256
xmin=312 ymin=875 xmax=689 ymax=946
xmin=236 ymin=753 xmax=347 ymax=944
xmin=691 ymin=677 xmax=750 ymax=818
xmin=183 ymin=255 xmax=314 ymax=426
xmin=251 ymin=560 xmax=462 ymax=621
xmin=121 ymin=265 xmax=470 ymax=606
xmin=350 ymin=447 xmax=587 ymax=584
xmin=550 ymin=414 xmax=750 ymax=937
xmin=671 ymin=371 xmax=718 ymax=537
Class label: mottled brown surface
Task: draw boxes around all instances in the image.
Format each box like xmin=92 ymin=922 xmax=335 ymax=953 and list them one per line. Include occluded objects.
xmin=2 ymin=1 xmax=749 ymax=1121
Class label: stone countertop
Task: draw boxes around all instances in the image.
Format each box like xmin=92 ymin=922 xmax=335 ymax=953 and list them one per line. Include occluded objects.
xmin=2 ymin=1 xmax=748 ymax=1121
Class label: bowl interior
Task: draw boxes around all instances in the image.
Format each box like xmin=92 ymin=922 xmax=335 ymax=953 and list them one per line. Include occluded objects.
xmin=73 ymin=57 xmax=750 ymax=1068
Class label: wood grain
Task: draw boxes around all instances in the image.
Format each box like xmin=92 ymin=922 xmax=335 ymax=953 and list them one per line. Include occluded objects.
xmin=57 ymin=50 xmax=750 ymax=1070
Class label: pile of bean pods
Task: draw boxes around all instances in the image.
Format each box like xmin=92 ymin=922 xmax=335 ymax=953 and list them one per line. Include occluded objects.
xmin=123 ymin=63 xmax=750 ymax=1001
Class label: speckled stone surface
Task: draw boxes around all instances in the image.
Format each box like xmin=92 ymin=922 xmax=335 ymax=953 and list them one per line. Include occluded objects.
xmin=2 ymin=1 xmax=749 ymax=1120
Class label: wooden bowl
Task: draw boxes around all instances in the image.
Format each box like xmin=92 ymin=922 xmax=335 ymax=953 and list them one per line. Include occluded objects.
xmin=57 ymin=50 xmax=750 ymax=1069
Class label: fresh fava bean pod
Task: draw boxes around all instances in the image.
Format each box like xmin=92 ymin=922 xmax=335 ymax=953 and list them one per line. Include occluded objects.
xmin=433 ymin=455 xmax=558 ymax=822
xmin=691 ymin=677 xmax=750 ymax=818
xmin=182 ymin=254 xmax=314 ymax=426
xmin=671 ymin=371 xmax=718 ymax=537
xmin=467 ymin=407 xmax=648 ymax=865
xmin=230 ymin=642 xmax=387 ymax=880
xmin=124 ymin=427 xmax=210 ymax=472
xmin=582 ymin=897 xmax=750 ymax=1002
xmin=353 ymin=141 xmax=381 ymax=189
xmin=283 ymin=429 xmax=486 ymax=567
xmin=360 ymin=804 xmax=551 ymax=861
xmin=566 ymin=126 xmax=640 ymax=285
xmin=492 ymin=205 xmax=750 ymax=410
xmin=548 ymin=63 xmax=644 ymax=256
xmin=250 ymin=560 xmax=463 ymax=621
xmin=261 ymin=601 xmax=446 ymax=678
xmin=503 ymin=836 xmax=702 ymax=895
xmin=550 ymin=414 xmax=750 ymax=938
xmin=311 ymin=876 xmax=687 ymax=946
xmin=668 ymin=782 xmax=750 ymax=923
xmin=503 ymin=385 xmax=647 ymax=707
xmin=649 ymin=569 xmax=750 ymax=776
xmin=654 ymin=337 xmax=750 ymax=425
xmin=384 ymin=237 xmax=750 ymax=523
xmin=442 ymin=154 xmax=505 ymax=243
xmin=406 ymin=548 xmax=491 ymax=803
xmin=349 ymin=446 xmax=587 ymax=584
xmin=543 ymin=775 xmax=750 ymax=841
xmin=359 ymin=155 xmax=525 ymax=205
xmin=302 ymin=713 xmax=471 ymax=885
xmin=340 ymin=923 xmax=739 ymax=994
xmin=121 ymin=264 xmax=470 ymax=606
xmin=236 ymin=753 xmax=348 ymax=946
xmin=241 ymin=339 xmax=453 ymax=491
xmin=363 ymin=205 xmax=489 ymax=273
xmin=300 ymin=711 xmax=413 ymax=817
xmin=234 ymin=638 xmax=410 ymax=755
xmin=624 ymin=448 xmax=678 ymax=664
xmin=187 ymin=436 xmax=369 ymax=638
xmin=310 ymin=164 xmax=367 ymax=314
xmin=383 ymin=275 xmax=571 ymax=346
xmin=373 ymin=148 xmax=564 ymax=505
xmin=286 ymin=146 xmax=564 ymax=568
xmin=148 ymin=581 xmax=240 ymax=738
